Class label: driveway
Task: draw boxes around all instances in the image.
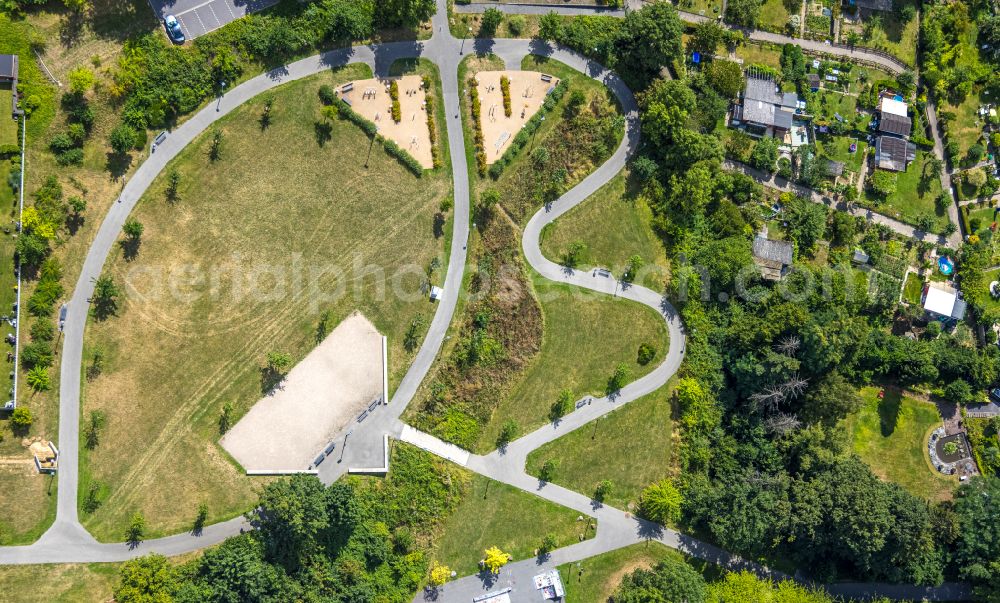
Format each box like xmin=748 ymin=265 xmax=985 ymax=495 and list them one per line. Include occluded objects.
xmin=147 ymin=0 xmax=279 ymax=40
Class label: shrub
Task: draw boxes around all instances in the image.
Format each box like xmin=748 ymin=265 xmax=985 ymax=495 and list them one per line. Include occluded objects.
xmin=550 ymin=389 xmax=574 ymax=421
xmin=496 ymin=419 xmax=518 ymax=448
xmin=539 ymin=459 xmax=558 ymax=482
xmin=425 ymin=93 xmax=441 ymax=168
xmin=469 ymin=77 xmax=487 ymax=176
xmin=109 ymin=123 xmax=138 ymax=155
xmin=637 ymin=343 xmax=656 ymax=365
xmin=317 ymin=84 xmax=335 ymax=105
xmin=26 ymin=366 xmax=50 ymax=391
xmin=379 ymin=136 xmax=423 ymax=176
xmin=507 ymin=14 xmax=526 ymax=36
xmin=55 ymin=148 xmax=84 ymax=166
xmin=640 ymin=479 xmax=682 ymax=525
xmin=389 ymin=80 xmax=401 ymax=123
xmin=21 ymin=341 xmax=53 ymax=370
xmin=607 ymin=362 xmax=632 ymax=394
xmin=10 ymin=407 xmax=32 ymax=431
xmin=500 ymin=75 xmax=511 ymax=117
xmin=594 ymin=479 xmax=613 ymax=502
xmin=30 ymin=318 xmax=54 ymax=342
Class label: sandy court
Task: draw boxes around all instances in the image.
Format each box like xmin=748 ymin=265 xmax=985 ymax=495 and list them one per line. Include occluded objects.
xmin=337 ymin=74 xmax=434 ymax=168
xmin=475 ymin=70 xmax=560 ymax=163
xmin=220 ymin=312 xmax=385 ymax=471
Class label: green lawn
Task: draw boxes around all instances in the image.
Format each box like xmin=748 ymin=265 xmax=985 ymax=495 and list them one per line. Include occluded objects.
xmin=79 ymin=66 xmax=452 ymax=540
xmin=0 ymin=89 xmax=15 ymax=145
xmin=757 ymin=0 xmax=795 ymax=33
xmin=433 ymin=475 xmax=592 ymax=576
xmin=902 ymin=272 xmax=924 ymax=305
xmin=809 ymin=89 xmax=858 ymax=123
xmin=965 ymin=205 xmax=998 ymax=237
xmin=477 ymin=274 xmax=669 ymax=451
xmin=675 ymin=0 xmax=723 ymax=17
xmin=525 ymin=383 xmax=675 ymax=510
xmin=882 ymin=1 xmax=920 ymax=67
xmin=942 ymin=91 xmax=987 ymax=162
xmin=843 ymin=387 xmax=956 ymax=502
xmin=735 ymin=43 xmax=783 ymax=70
xmin=863 ymin=152 xmax=948 ymax=233
xmin=556 ymin=542 xmax=723 ymax=603
xmin=815 ymin=136 xmax=866 ymax=175
xmin=539 ymin=171 xmax=669 ymax=291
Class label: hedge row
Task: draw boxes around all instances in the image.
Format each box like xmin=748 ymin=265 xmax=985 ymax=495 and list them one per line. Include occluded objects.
xmin=487 ymin=80 xmax=568 ymax=180
xmin=333 ymin=97 xmax=422 ymax=177
xmin=380 ymin=136 xmax=423 ymax=176
xmin=425 ymin=93 xmax=442 ymax=169
xmin=390 ymin=80 xmax=401 ymax=123
xmin=500 ymin=75 xmax=511 ymax=118
xmin=469 ymin=77 xmax=487 ymax=176
xmin=0 ymin=144 xmax=20 ymax=157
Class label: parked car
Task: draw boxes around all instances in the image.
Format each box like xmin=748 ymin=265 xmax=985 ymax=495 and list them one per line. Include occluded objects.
xmin=164 ymin=15 xmax=185 ymax=44
xmin=989 ymin=387 xmax=1000 ymax=401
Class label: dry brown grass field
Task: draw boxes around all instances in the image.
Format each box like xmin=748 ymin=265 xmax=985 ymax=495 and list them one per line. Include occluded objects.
xmin=78 ymin=65 xmax=451 ymax=540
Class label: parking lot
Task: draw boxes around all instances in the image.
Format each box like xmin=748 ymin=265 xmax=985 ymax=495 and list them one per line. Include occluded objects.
xmin=148 ymin=0 xmax=278 ymax=40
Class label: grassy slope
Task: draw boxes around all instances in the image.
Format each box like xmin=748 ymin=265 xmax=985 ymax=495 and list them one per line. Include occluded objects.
xmin=524 ymin=382 xmax=675 ymax=510
xmin=79 ymin=66 xmax=451 ymax=540
xmin=843 ymin=387 xmax=956 ymax=502
xmin=556 ymin=541 xmax=723 ymax=603
xmin=477 ymin=274 xmax=668 ymax=451
xmin=539 ymin=171 xmax=669 ymax=291
xmin=433 ymin=474 xmax=592 ymax=576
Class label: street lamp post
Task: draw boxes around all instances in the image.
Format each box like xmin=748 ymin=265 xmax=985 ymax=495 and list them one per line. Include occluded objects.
xmin=364 ymin=126 xmax=380 ymax=168
xmin=216 ymin=81 xmax=227 ymax=111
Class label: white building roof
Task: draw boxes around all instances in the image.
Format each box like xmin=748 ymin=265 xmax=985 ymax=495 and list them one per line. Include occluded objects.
xmin=923 ymin=284 xmax=966 ymax=319
xmin=429 ymin=285 xmax=443 ymax=301
xmin=879 ymin=96 xmax=908 ymax=117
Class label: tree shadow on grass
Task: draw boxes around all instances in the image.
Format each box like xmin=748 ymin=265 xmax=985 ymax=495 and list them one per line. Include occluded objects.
xmin=259 ymin=367 xmax=287 ymax=396
xmin=878 ymin=388 xmax=903 ymax=436
xmin=119 ymin=237 xmax=140 ymax=261
xmin=314 ymin=120 xmax=333 ymax=147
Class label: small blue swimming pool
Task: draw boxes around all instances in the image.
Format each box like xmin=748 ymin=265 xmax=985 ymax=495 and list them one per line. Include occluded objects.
xmin=894 ymin=95 xmax=904 ymax=102
xmin=939 ymin=256 xmax=954 ymax=275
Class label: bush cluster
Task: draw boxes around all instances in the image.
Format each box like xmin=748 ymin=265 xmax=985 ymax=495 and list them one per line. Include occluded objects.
xmin=425 ymin=94 xmax=441 ymax=169
xmin=379 ymin=136 xmax=423 ymax=176
xmin=389 ymin=80 xmax=401 ymax=123
xmin=469 ymin=77 xmax=487 ymax=176
xmin=500 ymin=75 xmax=511 ymax=117
xmin=487 ymin=80 xmax=567 ymax=180
xmin=48 ymin=93 xmax=94 ymax=165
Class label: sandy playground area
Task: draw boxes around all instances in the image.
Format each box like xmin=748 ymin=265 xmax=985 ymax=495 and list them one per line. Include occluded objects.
xmin=475 ymin=70 xmax=560 ymax=163
xmin=220 ymin=312 xmax=385 ymax=472
xmin=337 ymin=74 xmax=434 ymax=168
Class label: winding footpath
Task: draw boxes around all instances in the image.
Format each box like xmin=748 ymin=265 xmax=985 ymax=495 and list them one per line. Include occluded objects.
xmin=0 ymin=1 xmax=973 ymax=599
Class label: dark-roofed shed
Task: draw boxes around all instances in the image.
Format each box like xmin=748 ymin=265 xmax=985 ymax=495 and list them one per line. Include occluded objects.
xmin=0 ymin=55 xmax=17 ymax=83
xmin=878 ymin=112 xmax=911 ymax=137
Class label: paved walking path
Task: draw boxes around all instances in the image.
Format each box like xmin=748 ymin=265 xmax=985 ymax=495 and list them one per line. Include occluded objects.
xmin=0 ymin=1 xmax=974 ymax=599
